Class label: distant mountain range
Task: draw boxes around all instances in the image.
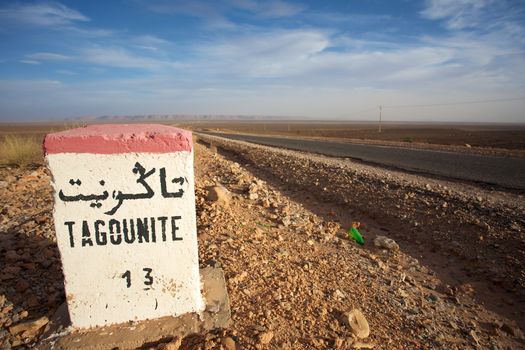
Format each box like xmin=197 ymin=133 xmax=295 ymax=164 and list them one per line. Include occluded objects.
xmin=69 ymin=114 xmax=286 ymax=122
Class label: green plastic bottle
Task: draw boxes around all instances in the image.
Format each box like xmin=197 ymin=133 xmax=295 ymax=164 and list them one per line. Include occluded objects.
xmin=348 ymin=227 xmax=365 ymax=245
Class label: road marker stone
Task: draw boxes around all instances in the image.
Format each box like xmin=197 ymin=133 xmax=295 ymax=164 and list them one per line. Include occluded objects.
xmin=44 ymin=124 xmax=203 ymax=328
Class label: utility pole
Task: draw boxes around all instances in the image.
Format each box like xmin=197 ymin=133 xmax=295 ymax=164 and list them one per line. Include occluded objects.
xmin=378 ymin=106 xmax=383 ymax=132
xmin=378 ymin=105 xmax=383 ymax=133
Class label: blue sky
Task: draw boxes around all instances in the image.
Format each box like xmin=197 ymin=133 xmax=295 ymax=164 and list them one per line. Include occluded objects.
xmin=0 ymin=0 xmax=524 ymax=122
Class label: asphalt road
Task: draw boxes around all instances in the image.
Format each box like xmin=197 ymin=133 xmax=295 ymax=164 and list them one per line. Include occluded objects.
xmin=200 ymin=132 xmax=525 ymax=190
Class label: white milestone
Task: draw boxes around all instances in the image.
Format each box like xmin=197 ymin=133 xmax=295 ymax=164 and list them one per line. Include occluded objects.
xmin=44 ymin=124 xmax=204 ymax=328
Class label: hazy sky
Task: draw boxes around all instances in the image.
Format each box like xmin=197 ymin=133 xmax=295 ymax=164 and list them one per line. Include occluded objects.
xmin=0 ymin=0 xmax=524 ymax=122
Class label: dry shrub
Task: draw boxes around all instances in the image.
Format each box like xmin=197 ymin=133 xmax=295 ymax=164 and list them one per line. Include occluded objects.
xmin=0 ymin=135 xmax=42 ymax=166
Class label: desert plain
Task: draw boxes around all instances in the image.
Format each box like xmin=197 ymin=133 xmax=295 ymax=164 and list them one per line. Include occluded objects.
xmin=0 ymin=121 xmax=524 ymax=349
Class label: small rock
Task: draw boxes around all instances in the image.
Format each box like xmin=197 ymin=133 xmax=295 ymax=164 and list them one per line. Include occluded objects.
xmin=502 ymin=323 xmax=525 ymax=339
xmin=465 ymin=143 xmax=472 ymax=148
xmin=373 ymin=236 xmax=399 ymax=251
xmin=253 ymin=324 xmax=265 ymax=332
xmin=469 ymin=330 xmax=480 ymax=346
xmin=248 ymin=192 xmax=259 ymax=200
xmin=259 ymin=331 xmax=274 ymax=344
xmin=407 ymin=307 xmax=419 ymax=315
xmin=352 ymin=341 xmax=375 ymax=349
xmin=230 ymin=271 xmax=248 ymax=285
xmin=11 ymin=339 xmax=23 ymax=348
xmin=205 ymin=300 xmax=221 ymax=313
xmin=42 ymin=248 xmax=55 ymax=259
xmin=2 ymin=303 xmax=14 ymax=314
xmin=426 ymin=294 xmax=439 ymax=302
xmin=221 ymin=337 xmax=236 ymax=350
xmin=281 ymin=216 xmax=292 ymax=227
xmin=35 ymin=216 xmax=48 ymax=224
xmin=248 ymin=183 xmax=258 ymax=193
xmin=458 ymin=283 xmax=474 ymax=295
xmin=158 ymin=336 xmax=182 ymax=350
xmin=333 ymin=289 xmax=345 ymax=300
xmin=5 ymin=251 xmax=19 ymax=261
xmin=206 ymin=185 xmax=231 ymax=205
xmin=346 ymin=309 xmax=370 ymax=339
xmin=26 ymin=294 xmax=40 ymax=308
xmin=9 ymin=316 xmax=49 ymax=337
xmin=15 ymin=280 xmax=30 ymax=293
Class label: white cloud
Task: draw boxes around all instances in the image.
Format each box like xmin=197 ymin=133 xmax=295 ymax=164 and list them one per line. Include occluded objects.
xmin=307 ymin=12 xmax=393 ymax=25
xmin=197 ymin=29 xmax=329 ymax=77
xmin=65 ymin=26 xmax=117 ymax=38
xmin=135 ymin=46 xmax=159 ymax=52
xmin=180 ymin=25 xmax=524 ymax=100
xmin=80 ymin=46 xmax=177 ymax=70
xmin=191 ymin=29 xmax=453 ymax=84
xmin=420 ymin=0 xmax=525 ymax=37
xmin=145 ymin=0 xmax=237 ymax=28
xmin=1 ymin=1 xmax=523 ymax=122
xmin=230 ymin=0 xmax=305 ymax=17
xmin=421 ymin=0 xmax=492 ymax=29
xmin=0 ymin=3 xmax=117 ymax=41
xmin=20 ymin=60 xmax=40 ymax=65
xmin=0 ymin=2 xmax=89 ymax=27
xmin=133 ymin=35 xmax=171 ymax=51
xmin=143 ymin=0 xmax=304 ymax=27
xmin=26 ymin=52 xmax=72 ymax=61
xmin=135 ymin=35 xmax=170 ymax=46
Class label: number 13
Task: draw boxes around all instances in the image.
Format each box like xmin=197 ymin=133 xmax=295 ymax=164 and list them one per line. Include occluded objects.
xmin=122 ymin=268 xmax=153 ymax=289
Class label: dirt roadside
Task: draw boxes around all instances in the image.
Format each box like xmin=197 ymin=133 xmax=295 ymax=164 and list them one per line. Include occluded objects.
xmin=195 ymin=134 xmax=525 ymax=349
xmin=0 ymin=139 xmax=524 ymax=349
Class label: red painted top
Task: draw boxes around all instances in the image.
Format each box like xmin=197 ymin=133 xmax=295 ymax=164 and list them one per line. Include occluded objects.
xmin=44 ymin=124 xmax=192 ymax=154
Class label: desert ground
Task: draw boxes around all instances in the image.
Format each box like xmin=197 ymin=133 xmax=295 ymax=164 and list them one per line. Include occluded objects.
xmin=0 ymin=121 xmax=524 ymax=349
xmin=185 ymin=121 xmax=525 ymax=150
xmin=3 ymin=121 xmax=525 ymax=149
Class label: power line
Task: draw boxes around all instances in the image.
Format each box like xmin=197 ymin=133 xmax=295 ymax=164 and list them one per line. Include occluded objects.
xmin=383 ymin=96 xmax=525 ymax=109
xmin=346 ymin=107 xmax=377 ymax=116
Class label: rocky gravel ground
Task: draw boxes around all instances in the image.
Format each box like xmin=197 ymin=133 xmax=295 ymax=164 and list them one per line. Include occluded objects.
xmin=193 ymin=135 xmax=525 ymax=349
xmin=0 ymin=166 xmax=62 ymax=348
xmin=0 ymin=138 xmax=524 ymax=349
